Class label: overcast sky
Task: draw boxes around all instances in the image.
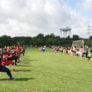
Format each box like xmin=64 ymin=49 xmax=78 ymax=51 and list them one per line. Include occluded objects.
xmin=0 ymin=0 xmax=92 ymax=38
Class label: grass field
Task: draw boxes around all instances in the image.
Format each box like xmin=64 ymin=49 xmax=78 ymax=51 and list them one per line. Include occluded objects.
xmin=0 ymin=47 xmax=92 ymax=92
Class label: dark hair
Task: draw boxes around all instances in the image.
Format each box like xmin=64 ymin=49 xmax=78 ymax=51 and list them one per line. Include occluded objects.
xmin=90 ymin=50 xmax=92 ymax=52
xmin=81 ymin=46 xmax=83 ymax=48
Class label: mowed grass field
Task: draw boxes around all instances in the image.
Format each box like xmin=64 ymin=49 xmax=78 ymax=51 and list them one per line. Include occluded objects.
xmin=0 ymin=47 xmax=92 ymax=92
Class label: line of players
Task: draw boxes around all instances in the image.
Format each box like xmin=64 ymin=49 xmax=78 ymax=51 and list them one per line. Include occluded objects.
xmin=0 ymin=45 xmax=25 ymax=71
xmin=52 ymin=46 xmax=92 ymax=59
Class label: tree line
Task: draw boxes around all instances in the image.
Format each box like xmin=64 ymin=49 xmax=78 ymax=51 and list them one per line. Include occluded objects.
xmin=0 ymin=33 xmax=92 ymax=48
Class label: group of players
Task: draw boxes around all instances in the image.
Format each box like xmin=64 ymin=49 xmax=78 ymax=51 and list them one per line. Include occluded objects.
xmin=0 ymin=45 xmax=25 ymax=80
xmin=52 ymin=45 xmax=92 ymax=60
xmin=40 ymin=46 xmax=46 ymax=52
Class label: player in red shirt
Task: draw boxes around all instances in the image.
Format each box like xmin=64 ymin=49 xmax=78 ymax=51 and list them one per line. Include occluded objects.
xmin=2 ymin=52 xmax=16 ymax=71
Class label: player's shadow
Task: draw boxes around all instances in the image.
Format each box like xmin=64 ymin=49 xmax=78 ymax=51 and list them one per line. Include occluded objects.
xmin=27 ymin=59 xmax=38 ymax=62
xmin=16 ymin=69 xmax=32 ymax=72
xmin=21 ymin=60 xmax=38 ymax=64
xmin=17 ymin=65 xmax=31 ymax=67
xmin=0 ymin=78 xmax=35 ymax=81
xmin=16 ymin=78 xmax=35 ymax=81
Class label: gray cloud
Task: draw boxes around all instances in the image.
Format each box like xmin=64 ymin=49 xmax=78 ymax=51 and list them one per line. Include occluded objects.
xmin=0 ymin=0 xmax=90 ymax=37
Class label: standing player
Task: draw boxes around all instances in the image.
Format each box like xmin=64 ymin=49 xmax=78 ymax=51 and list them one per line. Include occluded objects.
xmin=79 ymin=46 xmax=83 ymax=57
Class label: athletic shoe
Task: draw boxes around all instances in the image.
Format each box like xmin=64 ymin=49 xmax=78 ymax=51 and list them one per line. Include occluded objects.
xmin=10 ymin=78 xmax=16 ymax=80
xmin=12 ymin=69 xmax=16 ymax=71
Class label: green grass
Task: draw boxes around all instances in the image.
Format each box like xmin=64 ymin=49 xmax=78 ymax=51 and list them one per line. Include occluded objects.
xmin=0 ymin=47 xmax=92 ymax=92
